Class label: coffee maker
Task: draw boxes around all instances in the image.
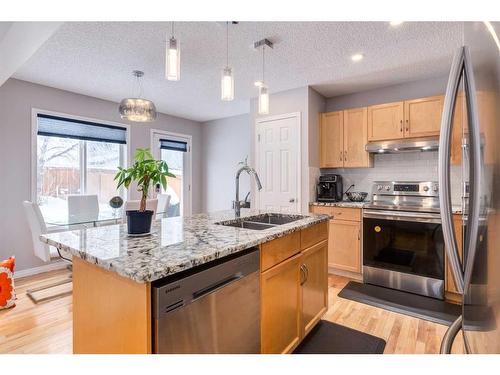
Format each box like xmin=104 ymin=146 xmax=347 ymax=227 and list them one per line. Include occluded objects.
xmin=316 ymin=174 xmax=343 ymax=202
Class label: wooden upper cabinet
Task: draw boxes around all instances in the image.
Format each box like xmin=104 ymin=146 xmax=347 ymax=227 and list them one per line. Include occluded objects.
xmin=404 ymin=95 xmax=444 ymax=138
xmin=300 ymin=241 xmax=328 ymax=338
xmin=320 ymin=111 xmax=344 ymax=168
xmin=367 ymin=101 xmax=404 ymax=141
xmin=261 ymin=254 xmax=301 ymax=354
xmin=343 ymin=107 xmax=372 ymax=168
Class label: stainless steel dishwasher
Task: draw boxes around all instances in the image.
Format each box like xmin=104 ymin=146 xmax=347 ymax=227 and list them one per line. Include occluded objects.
xmin=152 ymin=248 xmax=260 ymax=353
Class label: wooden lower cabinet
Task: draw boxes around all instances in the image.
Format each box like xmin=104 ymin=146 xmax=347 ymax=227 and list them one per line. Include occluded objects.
xmin=261 ymin=254 xmax=302 ymax=354
xmin=445 ymin=214 xmax=464 ymax=302
xmin=260 ymin=223 xmax=328 ymax=354
xmin=300 ymin=241 xmax=328 ymax=337
xmin=328 ymin=219 xmax=361 ymax=273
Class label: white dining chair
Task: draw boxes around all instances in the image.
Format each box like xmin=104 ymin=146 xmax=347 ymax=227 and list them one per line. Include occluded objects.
xmin=124 ymin=198 xmax=158 ymax=215
xmin=22 ymin=201 xmax=72 ymax=303
xmin=67 ymin=194 xmax=99 ymax=227
xmin=156 ymin=194 xmax=171 ymax=218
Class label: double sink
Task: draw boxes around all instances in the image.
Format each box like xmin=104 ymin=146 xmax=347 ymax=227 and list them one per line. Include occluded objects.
xmin=215 ymin=213 xmax=307 ymax=231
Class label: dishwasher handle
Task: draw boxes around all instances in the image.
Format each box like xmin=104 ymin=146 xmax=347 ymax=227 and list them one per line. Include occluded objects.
xmin=192 ymin=273 xmax=243 ymax=301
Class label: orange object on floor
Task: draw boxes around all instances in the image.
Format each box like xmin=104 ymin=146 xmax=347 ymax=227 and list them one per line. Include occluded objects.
xmin=0 ymin=256 xmax=16 ymax=309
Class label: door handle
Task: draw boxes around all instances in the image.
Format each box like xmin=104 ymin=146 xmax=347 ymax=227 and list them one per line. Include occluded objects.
xmin=440 ymin=315 xmax=462 ymax=354
xmin=289 ymin=198 xmax=295 ymax=203
xmin=438 ymin=46 xmax=466 ymax=294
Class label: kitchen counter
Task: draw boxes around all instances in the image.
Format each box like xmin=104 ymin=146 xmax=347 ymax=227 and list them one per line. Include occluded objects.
xmin=309 ymin=201 xmax=366 ymax=209
xmin=40 ymin=209 xmax=329 ymax=283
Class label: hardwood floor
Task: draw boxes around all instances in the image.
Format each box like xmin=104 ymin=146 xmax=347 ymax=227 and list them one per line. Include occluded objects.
xmin=0 ymin=270 xmax=463 ymax=354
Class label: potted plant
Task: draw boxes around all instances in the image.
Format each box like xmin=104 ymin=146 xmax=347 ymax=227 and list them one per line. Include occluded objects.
xmin=115 ymin=148 xmax=175 ymax=235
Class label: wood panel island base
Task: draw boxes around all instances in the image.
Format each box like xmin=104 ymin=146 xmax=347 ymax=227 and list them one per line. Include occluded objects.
xmin=41 ymin=210 xmax=329 ymax=354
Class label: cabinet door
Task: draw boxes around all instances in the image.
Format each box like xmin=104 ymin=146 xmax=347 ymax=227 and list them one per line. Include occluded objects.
xmin=301 ymin=240 xmax=328 ymax=338
xmin=320 ymin=111 xmax=344 ymax=168
xmin=261 ymin=254 xmax=301 ymax=354
xmin=367 ymin=101 xmax=404 ymax=141
xmin=343 ymin=107 xmax=371 ymax=168
xmin=445 ymin=215 xmax=464 ymax=296
xmin=404 ymin=95 xmax=444 ymax=138
xmin=328 ymin=219 xmax=361 ymax=273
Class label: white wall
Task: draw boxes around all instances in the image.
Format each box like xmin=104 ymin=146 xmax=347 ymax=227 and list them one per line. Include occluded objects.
xmin=325 ymin=75 xmax=449 ymax=111
xmin=201 ymin=114 xmax=251 ymax=212
xmin=0 ymin=78 xmax=203 ymax=272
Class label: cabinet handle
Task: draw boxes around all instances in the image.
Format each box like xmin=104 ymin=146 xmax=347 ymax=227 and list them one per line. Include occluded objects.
xmin=405 ymin=119 xmax=409 ymax=132
xmin=358 ymin=229 xmax=361 ymax=240
xmin=339 ymin=151 xmax=342 ymax=161
xmin=400 ymin=120 xmax=403 ymax=132
xmin=304 ymin=264 xmax=309 ymax=284
xmin=344 ymin=150 xmax=347 ymax=161
xmin=300 ymin=264 xmax=306 ymax=285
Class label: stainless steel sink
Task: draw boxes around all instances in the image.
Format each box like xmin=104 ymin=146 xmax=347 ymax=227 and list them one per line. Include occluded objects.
xmin=215 ymin=213 xmax=307 ymax=231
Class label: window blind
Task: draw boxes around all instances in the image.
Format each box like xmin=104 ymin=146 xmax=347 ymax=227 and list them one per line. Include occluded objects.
xmin=37 ymin=113 xmax=127 ymax=144
xmin=159 ymin=139 xmax=188 ymax=152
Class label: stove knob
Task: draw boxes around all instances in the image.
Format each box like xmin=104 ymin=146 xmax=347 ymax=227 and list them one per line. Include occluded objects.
xmin=423 ymin=186 xmax=429 ymax=192
xmin=377 ymin=185 xmax=383 ymax=191
xmin=384 ymin=185 xmax=391 ymax=191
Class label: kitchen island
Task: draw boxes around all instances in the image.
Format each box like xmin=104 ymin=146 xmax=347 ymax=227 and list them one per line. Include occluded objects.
xmin=41 ymin=209 xmax=329 ymax=354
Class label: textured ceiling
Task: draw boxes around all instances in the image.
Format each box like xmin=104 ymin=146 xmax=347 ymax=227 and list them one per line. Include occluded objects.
xmin=13 ymin=22 xmax=462 ymax=122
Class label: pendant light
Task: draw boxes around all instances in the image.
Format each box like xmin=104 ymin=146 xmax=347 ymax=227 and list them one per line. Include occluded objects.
xmin=221 ymin=22 xmax=234 ymax=101
xmin=166 ymin=22 xmax=180 ymax=81
xmin=119 ymin=70 xmax=157 ymax=122
xmin=254 ymin=38 xmax=273 ymax=115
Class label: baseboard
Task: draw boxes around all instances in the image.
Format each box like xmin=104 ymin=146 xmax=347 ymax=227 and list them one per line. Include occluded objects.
xmin=328 ymin=267 xmax=363 ymax=281
xmin=14 ymin=261 xmax=67 ymax=279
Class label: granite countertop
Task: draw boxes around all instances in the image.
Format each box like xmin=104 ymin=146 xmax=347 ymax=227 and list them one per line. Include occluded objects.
xmin=40 ymin=209 xmax=329 ymax=283
xmin=309 ymin=201 xmax=366 ymax=208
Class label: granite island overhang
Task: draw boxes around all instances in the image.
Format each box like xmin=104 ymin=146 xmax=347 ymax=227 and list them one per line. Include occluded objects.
xmin=40 ymin=209 xmax=329 ymax=354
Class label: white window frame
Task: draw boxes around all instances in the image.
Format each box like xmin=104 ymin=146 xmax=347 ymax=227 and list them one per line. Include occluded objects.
xmin=150 ymin=129 xmax=193 ymax=216
xmin=31 ymin=108 xmax=131 ymax=203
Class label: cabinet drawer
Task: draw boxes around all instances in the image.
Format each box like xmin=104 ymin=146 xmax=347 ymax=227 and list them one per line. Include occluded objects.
xmin=310 ymin=206 xmax=334 ymax=216
xmin=300 ymin=221 xmax=328 ymax=250
xmin=261 ymin=231 xmax=301 ymax=272
xmin=331 ymin=207 xmax=361 ymax=222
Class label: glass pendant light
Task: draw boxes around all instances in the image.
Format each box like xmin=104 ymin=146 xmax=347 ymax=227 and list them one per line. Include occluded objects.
xmin=221 ymin=22 xmax=234 ymax=101
xmin=258 ymin=43 xmax=269 ymax=115
xmin=166 ymin=22 xmax=180 ymax=81
xmin=119 ymin=70 xmax=157 ymax=122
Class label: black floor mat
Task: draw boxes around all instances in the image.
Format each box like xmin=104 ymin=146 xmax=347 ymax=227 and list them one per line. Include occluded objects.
xmin=338 ymin=281 xmax=461 ymax=326
xmin=293 ymin=320 xmax=386 ymax=354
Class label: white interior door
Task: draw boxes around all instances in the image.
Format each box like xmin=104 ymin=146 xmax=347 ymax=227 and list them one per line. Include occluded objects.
xmin=255 ymin=113 xmax=300 ymax=213
xmin=151 ymin=130 xmax=192 ymax=217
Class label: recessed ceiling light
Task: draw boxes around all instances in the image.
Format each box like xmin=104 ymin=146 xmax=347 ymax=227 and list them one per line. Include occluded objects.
xmin=351 ymin=53 xmax=364 ymax=62
xmin=390 ymin=21 xmax=404 ymax=27
xmin=254 ymin=80 xmax=264 ymax=87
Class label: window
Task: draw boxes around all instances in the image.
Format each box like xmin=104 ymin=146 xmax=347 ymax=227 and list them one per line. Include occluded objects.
xmin=35 ymin=113 xmax=127 ymax=218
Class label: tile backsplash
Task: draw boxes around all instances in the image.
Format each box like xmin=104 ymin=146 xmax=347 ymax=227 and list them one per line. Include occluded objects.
xmin=321 ymin=151 xmax=462 ymax=205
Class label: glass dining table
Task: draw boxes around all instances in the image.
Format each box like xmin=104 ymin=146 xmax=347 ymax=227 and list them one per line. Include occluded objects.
xmin=42 ymin=206 xmax=170 ymax=229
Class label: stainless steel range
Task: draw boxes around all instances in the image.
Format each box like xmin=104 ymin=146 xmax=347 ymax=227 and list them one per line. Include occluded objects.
xmin=363 ymin=181 xmax=445 ymax=299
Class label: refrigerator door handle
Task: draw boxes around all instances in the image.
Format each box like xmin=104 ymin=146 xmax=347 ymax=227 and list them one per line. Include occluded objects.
xmin=438 ymin=46 xmax=465 ymax=294
xmin=440 ymin=315 xmax=463 ymax=354
xmin=462 ymin=46 xmax=482 ymax=289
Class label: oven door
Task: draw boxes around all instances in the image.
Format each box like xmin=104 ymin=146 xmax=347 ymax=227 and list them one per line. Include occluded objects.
xmin=363 ymin=209 xmax=445 ymax=299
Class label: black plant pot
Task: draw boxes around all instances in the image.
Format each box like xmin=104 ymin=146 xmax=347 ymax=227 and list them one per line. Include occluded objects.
xmin=126 ymin=210 xmax=154 ymax=235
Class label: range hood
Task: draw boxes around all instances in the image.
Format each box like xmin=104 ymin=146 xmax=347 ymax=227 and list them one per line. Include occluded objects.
xmin=365 ymin=136 xmax=439 ymax=154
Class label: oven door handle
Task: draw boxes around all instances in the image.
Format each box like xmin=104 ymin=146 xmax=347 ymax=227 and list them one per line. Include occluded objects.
xmin=438 ymin=46 xmax=465 ymax=294
xmin=363 ymin=209 xmax=442 ymax=224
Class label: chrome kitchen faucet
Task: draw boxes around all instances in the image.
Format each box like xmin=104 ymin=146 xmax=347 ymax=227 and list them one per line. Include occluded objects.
xmin=233 ymin=157 xmax=262 ymax=217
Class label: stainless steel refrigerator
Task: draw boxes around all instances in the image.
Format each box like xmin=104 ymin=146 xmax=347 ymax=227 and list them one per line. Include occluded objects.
xmin=439 ymin=21 xmax=500 ymax=354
